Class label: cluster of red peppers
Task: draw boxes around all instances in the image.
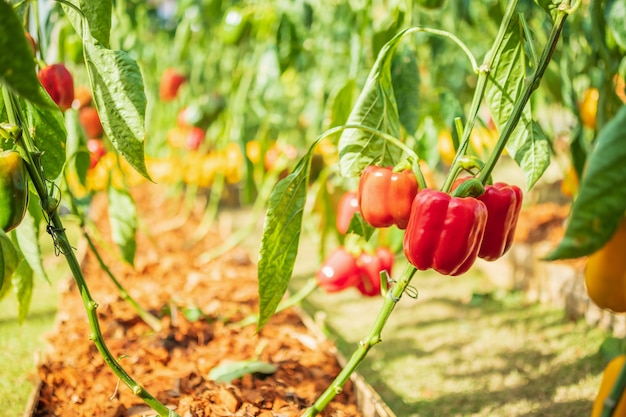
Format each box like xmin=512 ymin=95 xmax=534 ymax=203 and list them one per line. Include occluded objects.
xmin=356 ymin=166 xmax=523 ymax=277
xmin=317 ymin=164 xmax=522 ymax=295
xmin=316 ymin=246 xmax=394 ymax=297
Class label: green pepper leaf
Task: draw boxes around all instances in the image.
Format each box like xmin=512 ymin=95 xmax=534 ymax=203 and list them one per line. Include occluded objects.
xmin=257 ymin=148 xmax=312 ymax=331
xmin=64 ymin=108 xmax=91 ymax=187
xmin=326 ymin=79 xmax=357 ymax=130
xmin=546 ymin=105 xmax=626 ymax=260
xmin=338 ymin=29 xmax=407 ymax=177
xmin=606 ymin=0 xmax=626 ymax=50
xmin=485 ymin=17 xmax=550 ymax=189
xmin=23 ymin=94 xmax=67 ymax=180
xmin=208 ymin=360 xmax=277 ymax=383
xmin=391 ymin=44 xmax=420 ymax=136
xmin=12 ymin=258 xmax=33 ymax=324
xmin=83 ymin=40 xmax=150 ymax=181
xmin=346 ymin=212 xmax=375 ymax=241
xmin=14 ymin=200 xmax=49 ymax=284
xmin=62 ymin=0 xmax=112 ymax=48
xmin=0 ymin=1 xmax=50 ymax=107
xmin=0 ymin=229 xmax=19 ymax=300
xmin=107 ymin=185 xmax=137 ymax=265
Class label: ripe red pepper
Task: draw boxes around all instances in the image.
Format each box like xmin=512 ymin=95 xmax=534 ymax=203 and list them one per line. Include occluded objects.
xmin=403 ymin=189 xmax=487 ymax=276
xmin=356 ymin=247 xmax=394 ymax=296
xmin=358 ymin=166 xmax=418 ymax=229
xmin=159 ymin=68 xmax=186 ymax=101
xmin=336 ymin=191 xmax=359 ymax=234
xmin=315 ymin=247 xmax=361 ymax=293
xmin=38 ymin=63 xmax=74 ymax=111
xmin=476 ymin=182 xmax=523 ymax=261
xmin=452 ymin=177 xmax=523 ymax=261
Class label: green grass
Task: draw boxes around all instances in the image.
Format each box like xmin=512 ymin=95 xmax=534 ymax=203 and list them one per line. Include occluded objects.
xmin=0 ymin=220 xmax=80 ymax=415
xmin=292 ymin=258 xmax=610 ymax=417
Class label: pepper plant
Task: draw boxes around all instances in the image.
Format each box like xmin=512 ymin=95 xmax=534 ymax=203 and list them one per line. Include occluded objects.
xmin=0 ymin=0 xmax=178 ymax=416
xmin=256 ymin=0 xmax=588 ymax=415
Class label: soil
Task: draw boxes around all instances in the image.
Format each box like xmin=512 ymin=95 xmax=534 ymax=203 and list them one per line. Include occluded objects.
xmin=32 ymin=184 xmax=361 ymax=417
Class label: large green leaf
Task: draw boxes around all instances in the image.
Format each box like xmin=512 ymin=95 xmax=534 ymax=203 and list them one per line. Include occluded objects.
xmin=606 ymin=0 xmax=626 ymax=49
xmin=62 ymin=0 xmax=112 ymax=48
xmin=338 ymin=29 xmax=408 ymax=177
xmin=14 ymin=200 xmax=49 ymax=284
xmin=546 ymin=105 xmax=626 ymax=260
xmin=83 ymin=40 xmax=150 ymax=180
xmin=0 ymin=229 xmax=18 ymax=300
xmin=485 ymin=17 xmax=550 ymax=189
xmin=257 ymin=148 xmax=313 ymax=331
xmin=23 ymin=94 xmax=67 ymax=180
xmin=12 ymin=258 xmax=33 ymax=324
xmin=0 ymin=0 xmax=49 ymax=107
xmin=107 ymin=186 xmax=137 ymax=265
xmin=391 ymin=44 xmax=420 ymax=135
xmin=326 ymin=79 xmax=357 ymax=130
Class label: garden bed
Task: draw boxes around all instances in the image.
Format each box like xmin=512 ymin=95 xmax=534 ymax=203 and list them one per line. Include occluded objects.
xmin=29 ymin=183 xmax=389 ymax=417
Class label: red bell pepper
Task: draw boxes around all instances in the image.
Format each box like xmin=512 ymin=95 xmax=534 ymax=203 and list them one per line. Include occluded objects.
xmin=356 ymin=247 xmax=394 ymax=296
xmin=336 ymin=191 xmax=359 ymax=234
xmin=476 ymin=183 xmax=523 ymax=261
xmin=358 ymin=166 xmax=418 ymax=229
xmin=38 ymin=63 xmax=74 ymax=111
xmin=315 ymin=247 xmax=361 ymax=293
xmin=403 ymin=189 xmax=487 ymax=276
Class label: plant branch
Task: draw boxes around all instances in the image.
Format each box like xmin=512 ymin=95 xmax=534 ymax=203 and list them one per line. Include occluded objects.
xmin=477 ymin=3 xmax=571 ymax=184
xmin=2 ymin=86 xmax=179 ymax=417
xmin=441 ymin=0 xmax=520 ymax=193
xmin=302 ymin=264 xmax=418 ymax=416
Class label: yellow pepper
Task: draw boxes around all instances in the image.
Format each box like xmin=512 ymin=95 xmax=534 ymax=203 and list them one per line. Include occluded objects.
xmin=585 ymin=218 xmax=626 ymax=313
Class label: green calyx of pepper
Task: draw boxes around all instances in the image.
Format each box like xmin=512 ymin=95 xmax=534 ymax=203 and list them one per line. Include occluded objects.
xmin=451 ymin=177 xmax=485 ymax=198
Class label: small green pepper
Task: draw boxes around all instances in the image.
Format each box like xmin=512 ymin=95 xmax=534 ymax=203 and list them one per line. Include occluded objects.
xmin=0 ymin=150 xmax=29 ymax=232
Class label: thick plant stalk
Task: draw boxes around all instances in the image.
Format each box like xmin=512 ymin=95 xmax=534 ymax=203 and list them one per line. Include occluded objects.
xmin=302 ymin=264 xmax=417 ymax=416
xmin=46 ymin=211 xmax=178 ymax=417
xmin=2 ymin=89 xmax=179 ymax=417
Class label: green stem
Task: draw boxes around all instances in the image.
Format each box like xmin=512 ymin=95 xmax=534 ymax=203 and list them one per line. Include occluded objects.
xmin=302 ymin=264 xmax=418 ymax=416
xmin=2 ymin=87 xmax=179 ymax=417
xmin=441 ymin=0 xmax=519 ymax=193
xmin=404 ymin=26 xmax=478 ymax=72
xmin=601 ymin=358 xmax=626 ymax=417
xmin=48 ymin=211 xmax=177 ymax=417
xmin=477 ymin=3 xmax=571 ymax=184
